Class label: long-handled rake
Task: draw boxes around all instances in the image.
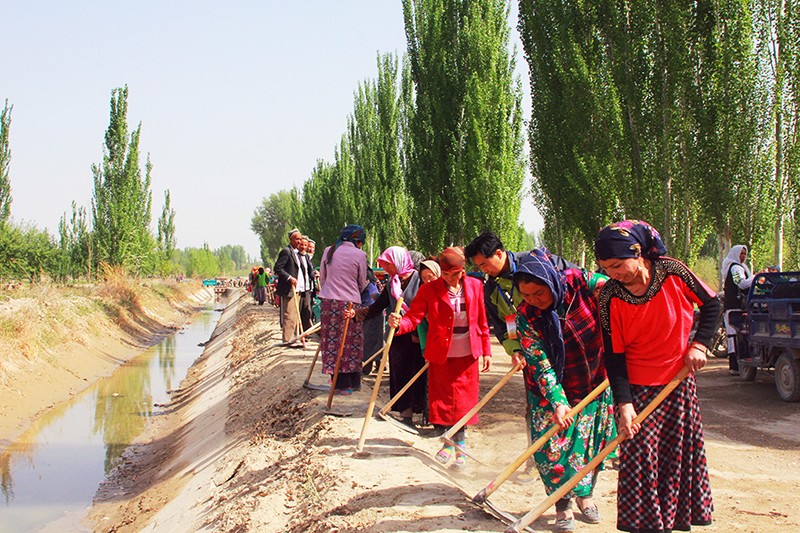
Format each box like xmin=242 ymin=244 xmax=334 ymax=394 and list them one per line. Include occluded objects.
xmin=324 ymin=302 xmax=355 ymax=417
xmin=376 ymin=361 xmax=430 ymax=435
xmin=293 ymin=291 xmax=306 ymax=348
xmin=270 ymin=322 xmax=321 ymax=349
xmin=504 ymin=367 xmax=691 ymax=532
xmin=473 ymin=378 xmax=609 ymax=505
xmin=354 ymin=299 xmax=404 ymax=455
xmin=302 ymin=342 xmax=328 ymax=391
xmin=432 ymin=361 xmax=524 ymax=463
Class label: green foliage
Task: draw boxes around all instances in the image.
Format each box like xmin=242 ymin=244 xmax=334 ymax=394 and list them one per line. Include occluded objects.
xmin=179 ymin=244 xmax=219 ymax=278
xmin=156 ymin=190 xmax=177 ymax=275
xmin=403 ymin=0 xmax=526 ymax=253
xmin=58 ymin=201 xmax=91 ymax=280
xmin=0 ymin=222 xmax=60 ymax=280
xmin=214 ymin=244 xmax=250 ymax=274
xmin=0 ymin=100 xmax=11 ymax=227
xmin=91 ymin=86 xmax=155 ymax=275
xmin=250 ymin=188 xmax=303 ymax=266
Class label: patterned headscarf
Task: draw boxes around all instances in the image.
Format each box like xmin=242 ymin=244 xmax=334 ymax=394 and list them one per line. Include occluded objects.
xmin=325 ymin=224 xmax=367 ymax=265
xmin=439 ymin=246 xmax=466 ymax=272
xmin=513 ymin=249 xmax=566 ymax=381
xmin=594 ymin=220 xmax=667 ymax=261
xmin=377 ymin=246 xmax=415 ymax=312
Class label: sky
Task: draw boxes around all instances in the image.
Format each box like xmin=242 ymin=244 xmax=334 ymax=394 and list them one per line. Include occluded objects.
xmin=3 ymin=1 xmax=541 ymax=260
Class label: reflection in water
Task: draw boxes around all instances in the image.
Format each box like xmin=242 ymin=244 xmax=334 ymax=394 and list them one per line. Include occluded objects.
xmin=0 ymin=307 xmax=218 ymax=532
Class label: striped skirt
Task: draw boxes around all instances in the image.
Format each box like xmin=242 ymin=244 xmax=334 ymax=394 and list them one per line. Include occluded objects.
xmin=617 ymin=376 xmax=713 ymax=531
xmin=320 ymin=299 xmax=364 ymax=375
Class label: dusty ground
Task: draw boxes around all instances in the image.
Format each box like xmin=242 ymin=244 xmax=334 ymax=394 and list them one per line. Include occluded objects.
xmin=88 ymin=289 xmax=800 ymax=532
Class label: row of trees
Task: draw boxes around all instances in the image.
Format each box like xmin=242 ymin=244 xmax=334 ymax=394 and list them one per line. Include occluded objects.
xmin=252 ymin=0 xmax=798 ymax=273
xmin=252 ymin=0 xmax=531 ymax=265
xmin=521 ymin=0 xmax=798 ymax=270
xmin=0 ymin=90 xmax=251 ymax=281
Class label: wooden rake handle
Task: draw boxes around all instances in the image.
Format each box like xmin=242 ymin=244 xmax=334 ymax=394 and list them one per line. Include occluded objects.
xmin=303 ymin=342 xmax=323 ymax=385
xmin=379 ymin=362 xmax=430 ymax=416
xmin=506 ymin=366 xmax=691 ymax=533
xmin=441 ymin=360 xmax=524 ymax=445
xmin=474 ymin=378 xmax=609 ymax=503
xmin=362 ymin=346 xmax=385 ymax=368
xmin=326 ymin=302 xmax=354 ymax=409
xmin=355 ymin=298 xmax=404 ymax=453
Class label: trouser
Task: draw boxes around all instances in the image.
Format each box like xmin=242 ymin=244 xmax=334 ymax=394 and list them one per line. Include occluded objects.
xmin=280 ymin=291 xmax=300 ymax=342
xmin=724 ymin=309 xmax=744 ymax=371
xmin=299 ymin=291 xmax=313 ymax=332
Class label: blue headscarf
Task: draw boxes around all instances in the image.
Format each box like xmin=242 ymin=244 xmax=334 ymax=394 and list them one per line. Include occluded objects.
xmin=513 ymin=249 xmax=566 ymax=381
xmin=325 ymin=224 xmax=367 ymax=265
xmin=594 ymin=219 xmax=667 ymax=261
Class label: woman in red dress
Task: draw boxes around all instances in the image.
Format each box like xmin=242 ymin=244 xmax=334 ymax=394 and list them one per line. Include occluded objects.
xmin=388 ymin=247 xmax=491 ymax=469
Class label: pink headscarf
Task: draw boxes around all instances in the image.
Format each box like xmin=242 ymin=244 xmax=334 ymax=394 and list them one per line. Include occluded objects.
xmin=377 ymin=246 xmax=415 ymax=312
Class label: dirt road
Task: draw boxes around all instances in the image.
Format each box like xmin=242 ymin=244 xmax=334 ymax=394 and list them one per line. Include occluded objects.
xmin=89 ymin=291 xmax=800 ymax=532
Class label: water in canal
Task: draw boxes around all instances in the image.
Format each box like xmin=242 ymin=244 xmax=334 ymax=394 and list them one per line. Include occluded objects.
xmin=0 ymin=305 xmax=220 ymax=532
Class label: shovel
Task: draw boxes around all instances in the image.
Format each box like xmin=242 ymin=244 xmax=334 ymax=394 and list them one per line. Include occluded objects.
xmin=376 ymin=361 xmax=429 ymax=435
xmin=473 ymin=378 xmax=609 ymax=504
xmin=325 ymin=302 xmax=355 ymax=416
xmin=505 ymin=367 xmax=691 ymax=533
xmin=302 ymin=343 xmax=329 ymax=391
xmin=362 ymin=346 xmax=385 ymax=369
xmin=354 ymin=298 xmax=404 ymax=455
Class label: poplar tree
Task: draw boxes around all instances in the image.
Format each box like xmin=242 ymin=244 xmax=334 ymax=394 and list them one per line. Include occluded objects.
xmin=403 ymin=0 xmax=525 ymax=253
xmin=250 ymin=188 xmax=302 ymax=265
xmin=157 ymin=189 xmax=176 ymax=270
xmin=0 ymin=100 xmax=12 ymax=227
xmin=91 ymin=86 xmax=154 ymax=273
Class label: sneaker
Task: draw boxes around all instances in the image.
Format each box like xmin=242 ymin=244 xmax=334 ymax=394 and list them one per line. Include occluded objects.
xmin=729 ymin=370 xmax=740 ymax=376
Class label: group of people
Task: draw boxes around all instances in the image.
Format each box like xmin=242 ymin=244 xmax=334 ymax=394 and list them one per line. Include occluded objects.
xmin=272 ymin=220 xmax=720 ymax=533
xmin=273 ymin=229 xmax=318 ymax=344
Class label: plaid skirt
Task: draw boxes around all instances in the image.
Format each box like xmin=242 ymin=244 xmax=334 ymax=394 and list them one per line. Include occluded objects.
xmin=617 ymin=376 xmax=713 ymax=531
xmin=320 ymin=299 xmax=364 ymax=375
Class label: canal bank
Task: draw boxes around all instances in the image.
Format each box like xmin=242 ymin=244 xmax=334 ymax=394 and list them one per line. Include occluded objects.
xmin=0 ymin=280 xmax=213 ymax=445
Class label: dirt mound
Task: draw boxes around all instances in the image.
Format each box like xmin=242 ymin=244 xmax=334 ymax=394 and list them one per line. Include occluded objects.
xmin=90 ymin=291 xmax=800 ymax=532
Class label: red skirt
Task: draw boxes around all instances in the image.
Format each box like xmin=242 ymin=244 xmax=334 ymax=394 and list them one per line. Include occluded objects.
xmin=427 ymin=355 xmax=479 ymax=426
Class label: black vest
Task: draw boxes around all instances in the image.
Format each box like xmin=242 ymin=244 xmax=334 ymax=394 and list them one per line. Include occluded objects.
xmin=723 ymin=263 xmax=748 ymax=310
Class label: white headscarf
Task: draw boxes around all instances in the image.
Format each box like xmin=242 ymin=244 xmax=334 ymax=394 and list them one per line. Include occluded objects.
xmin=721 ymin=245 xmax=751 ymax=279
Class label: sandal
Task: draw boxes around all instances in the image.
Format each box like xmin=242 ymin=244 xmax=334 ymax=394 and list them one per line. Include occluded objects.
xmin=577 ymin=498 xmax=601 ymax=524
xmin=554 ymin=516 xmax=576 ymax=532
xmin=435 ymin=445 xmax=453 ymax=464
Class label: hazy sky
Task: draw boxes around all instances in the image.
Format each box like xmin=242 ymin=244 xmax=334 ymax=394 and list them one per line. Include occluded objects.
xmin=4 ymin=1 xmax=540 ymax=260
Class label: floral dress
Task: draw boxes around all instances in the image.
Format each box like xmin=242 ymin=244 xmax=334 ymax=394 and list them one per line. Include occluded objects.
xmin=517 ymin=313 xmax=615 ymax=497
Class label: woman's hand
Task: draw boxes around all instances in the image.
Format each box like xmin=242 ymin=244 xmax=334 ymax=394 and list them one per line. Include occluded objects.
xmin=387 ymin=312 xmax=401 ymax=329
xmin=684 ymin=342 xmax=708 ymax=374
xmin=480 ymin=355 xmax=492 ymax=372
xmin=552 ymin=404 xmax=573 ymax=430
xmin=343 ymin=308 xmax=356 ymax=320
xmin=616 ymin=402 xmax=640 ymax=440
xmin=511 ymin=351 xmax=527 ymax=369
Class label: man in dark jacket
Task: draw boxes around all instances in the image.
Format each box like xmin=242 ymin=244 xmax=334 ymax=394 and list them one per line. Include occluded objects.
xmin=274 ymin=229 xmax=304 ymax=343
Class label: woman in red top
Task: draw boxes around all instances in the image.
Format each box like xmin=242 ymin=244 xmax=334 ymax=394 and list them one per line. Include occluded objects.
xmin=594 ymin=220 xmax=719 ymax=533
xmin=388 ymin=247 xmax=491 ymax=469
